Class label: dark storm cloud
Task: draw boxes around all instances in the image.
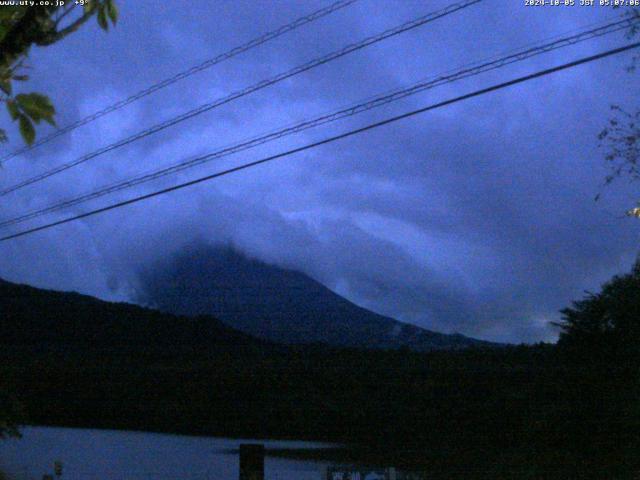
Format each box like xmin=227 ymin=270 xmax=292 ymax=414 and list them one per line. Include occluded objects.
xmin=0 ymin=0 xmax=638 ymax=342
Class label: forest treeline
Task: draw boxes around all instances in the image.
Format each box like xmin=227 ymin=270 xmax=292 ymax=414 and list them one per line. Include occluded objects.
xmin=0 ymin=262 xmax=639 ymax=479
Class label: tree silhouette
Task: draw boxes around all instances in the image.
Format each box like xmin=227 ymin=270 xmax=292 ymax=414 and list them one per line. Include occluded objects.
xmin=0 ymin=1 xmax=118 ymax=146
xmin=597 ymin=7 xmax=640 ymax=215
xmin=0 ymin=386 xmax=23 ymax=439
xmin=555 ymin=259 xmax=640 ymax=357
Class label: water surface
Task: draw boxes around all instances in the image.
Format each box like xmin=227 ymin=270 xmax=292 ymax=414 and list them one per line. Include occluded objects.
xmin=0 ymin=426 xmax=335 ymax=480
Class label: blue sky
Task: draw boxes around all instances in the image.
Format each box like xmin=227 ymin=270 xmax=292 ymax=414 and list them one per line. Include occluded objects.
xmin=0 ymin=0 xmax=638 ymax=343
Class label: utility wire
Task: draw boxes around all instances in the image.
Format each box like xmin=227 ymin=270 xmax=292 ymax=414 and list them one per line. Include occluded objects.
xmin=1 ymin=42 xmax=637 ymax=243
xmin=0 ymin=0 xmax=483 ymax=197
xmin=0 ymin=0 xmax=359 ymax=163
xmin=0 ymin=16 xmax=634 ymax=230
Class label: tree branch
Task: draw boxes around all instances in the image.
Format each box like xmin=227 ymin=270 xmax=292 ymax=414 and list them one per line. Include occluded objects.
xmin=37 ymin=8 xmax=96 ymax=46
xmin=54 ymin=4 xmax=77 ymax=28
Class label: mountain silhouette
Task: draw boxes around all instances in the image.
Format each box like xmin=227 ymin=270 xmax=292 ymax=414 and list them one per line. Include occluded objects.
xmin=0 ymin=276 xmax=260 ymax=348
xmin=138 ymin=246 xmax=493 ymax=350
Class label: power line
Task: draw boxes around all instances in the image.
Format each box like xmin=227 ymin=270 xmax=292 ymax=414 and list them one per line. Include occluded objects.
xmin=1 ymin=42 xmax=637 ymax=243
xmin=0 ymin=0 xmax=360 ymax=163
xmin=0 ymin=16 xmax=634 ymax=230
xmin=0 ymin=0 xmax=483 ymax=197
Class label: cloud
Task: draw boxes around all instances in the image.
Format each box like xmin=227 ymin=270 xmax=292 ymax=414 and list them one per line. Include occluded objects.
xmin=0 ymin=0 xmax=638 ymax=343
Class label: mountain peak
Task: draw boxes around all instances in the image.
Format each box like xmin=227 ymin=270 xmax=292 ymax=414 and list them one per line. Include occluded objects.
xmin=138 ymin=246 xmax=494 ymax=351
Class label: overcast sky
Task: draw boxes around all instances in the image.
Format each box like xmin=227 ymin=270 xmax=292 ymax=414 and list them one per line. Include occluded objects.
xmin=0 ymin=0 xmax=638 ymax=343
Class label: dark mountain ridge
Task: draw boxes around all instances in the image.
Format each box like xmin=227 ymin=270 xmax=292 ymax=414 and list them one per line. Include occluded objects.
xmin=0 ymin=277 xmax=260 ymax=348
xmin=0 ymin=247 xmax=495 ymax=351
xmin=138 ymin=246 xmax=495 ymax=350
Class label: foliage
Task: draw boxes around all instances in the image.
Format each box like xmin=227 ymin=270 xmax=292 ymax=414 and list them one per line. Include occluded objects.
xmin=0 ymin=386 xmax=24 ymax=440
xmin=552 ymin=260 xmax=640 ymax=480
xmin=620 ymin=7 xmax=640 ymax=72
xmin=0 ymin=277 xmax=638 ymax=478
xmin=0 ymin=1 xmax=117 ymax=146
xmin=555 ymin=259 xmax=640 ymax=355
xmin=597 ymin=7 xmax=640 ymax=212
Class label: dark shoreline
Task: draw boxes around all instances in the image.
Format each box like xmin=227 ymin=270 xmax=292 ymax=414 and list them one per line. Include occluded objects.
xmin=2 ymin=341 xmax=638 ymax=479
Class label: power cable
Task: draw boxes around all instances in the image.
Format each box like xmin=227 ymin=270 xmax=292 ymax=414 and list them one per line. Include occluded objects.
xmin=0 ymin=17 xmax=635 ymax=230
xmin=1 ymin=41 xmax=637 ymax=242
xmin=0 ymin=0 xmax=360 ymax=163
xmin=0 ymin=0 xmax=483 ymax=196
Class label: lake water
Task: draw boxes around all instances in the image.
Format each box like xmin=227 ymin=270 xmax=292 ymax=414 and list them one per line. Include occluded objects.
xmin=0 ymin=426 xmax=339 ymax=480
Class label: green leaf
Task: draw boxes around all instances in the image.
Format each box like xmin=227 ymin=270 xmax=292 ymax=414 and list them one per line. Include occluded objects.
xmin=6 ymin=100 xmax=19 ymax=121
xmin=0 ymin=7 xmax=21 ymax=21
xmin=107 ymin=0 xmax=118 ymax=25
xmin=18 ymin=114 xmax=35 ymax=145
xmin=0 ymin=78 xmax=11 ymax=96
xmin=15 ymin=93 xmax=55 ymax=124
xmin=0 ymin=7 xmax=28 ymax=44
xmin=97 ymin=7 xmax=108 ymax=30
xmin=0 ymin=25 xmax=9 ymax=44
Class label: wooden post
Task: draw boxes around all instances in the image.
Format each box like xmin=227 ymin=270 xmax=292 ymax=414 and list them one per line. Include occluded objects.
xmin=54 ymin=461 xmax=63 ymax=477
xmin=318 ymin=465 xmax=329 ymax=480
xmin=239 ymin=443 xmax=264 ymax=480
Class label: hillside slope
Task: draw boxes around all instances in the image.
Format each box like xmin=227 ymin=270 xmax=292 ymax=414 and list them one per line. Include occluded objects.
xmin=0 ymin=277 xmax=260 ymax=348
xmin=138 ymin=246 xmax=492 ymax=350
